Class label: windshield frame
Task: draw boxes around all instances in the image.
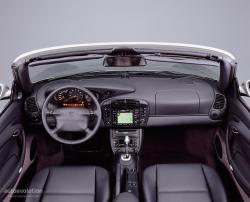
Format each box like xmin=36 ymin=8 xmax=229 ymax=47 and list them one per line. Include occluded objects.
xmin=27 ymin=54 xmax=221 ymax=84
xmin=11 ymin=43 xmax=237 ymax=94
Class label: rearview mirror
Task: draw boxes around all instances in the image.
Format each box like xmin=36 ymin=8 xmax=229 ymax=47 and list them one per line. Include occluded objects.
xmin=0 ymin=83 xmax=11 ymax=100
xmin=239 ymin=80 xmax=250 ymax=97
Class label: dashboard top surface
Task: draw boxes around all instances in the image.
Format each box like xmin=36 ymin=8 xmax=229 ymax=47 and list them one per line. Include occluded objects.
xmin=24 ymin=76 xmax=227 ymax=126
xmin=31 ymin=76 xmax=220 ymax=117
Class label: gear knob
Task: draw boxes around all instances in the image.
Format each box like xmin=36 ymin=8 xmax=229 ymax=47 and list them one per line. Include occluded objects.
xmin=125 ymin=135 xmax=130 ymax=145
xmin=121 ymin=135 xmax=131 ymax=162
xmin=124 ymin=135 xmax=130 ymax=156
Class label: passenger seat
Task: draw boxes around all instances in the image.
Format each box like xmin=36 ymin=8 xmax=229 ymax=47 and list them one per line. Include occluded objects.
xmin=143 ymin=164 xmax=228 ymax=202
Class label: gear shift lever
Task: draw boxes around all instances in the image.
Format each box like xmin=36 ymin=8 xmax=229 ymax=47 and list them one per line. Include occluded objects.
xmin=125 ymin=135 xmax=130 ymax=155
xmin=121 ymin=135 xmax=131 ymax=161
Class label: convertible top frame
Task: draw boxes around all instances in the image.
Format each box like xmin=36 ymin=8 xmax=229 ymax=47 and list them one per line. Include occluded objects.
xmin=11 ymin=42 xmax=237 ymax=94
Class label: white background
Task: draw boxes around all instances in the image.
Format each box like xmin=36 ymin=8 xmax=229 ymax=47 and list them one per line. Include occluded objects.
xmin=0 ymin=0 xmax=249 ymax=107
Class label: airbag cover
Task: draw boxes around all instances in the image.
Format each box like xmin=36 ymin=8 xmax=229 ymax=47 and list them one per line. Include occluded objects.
xmin=155 ymin=90 xmax=199 ymax=115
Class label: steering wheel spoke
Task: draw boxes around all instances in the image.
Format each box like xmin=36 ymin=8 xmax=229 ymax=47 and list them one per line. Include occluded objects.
xmin=51 ymin=127 xmax=59 ymax=136
xmin=89 ymin=108 xmax=99 ymax=116
xmin=85 ymin=127 xmax=93 ymax=136
xmin=44 ymin=109 xmax=60 ymax=117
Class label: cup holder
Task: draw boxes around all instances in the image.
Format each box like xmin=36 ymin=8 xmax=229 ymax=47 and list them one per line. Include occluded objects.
xmin=214 ymin=134 xmax=223 ymax=160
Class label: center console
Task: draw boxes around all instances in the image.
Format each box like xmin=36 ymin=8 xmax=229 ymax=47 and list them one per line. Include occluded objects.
xmin=110 ymin=129 xmax=142 ymax=153
xmin=102 ymin=99 xmax=149 ymax=127
xmin=110 ymin=129 xmax=142 ymax=198
xmin=103 ymin=99 xmax=147 ymax=199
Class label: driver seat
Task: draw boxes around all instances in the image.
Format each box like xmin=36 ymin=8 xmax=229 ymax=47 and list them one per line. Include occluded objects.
xmin=25 ymin=166 xmax=110 ymax=202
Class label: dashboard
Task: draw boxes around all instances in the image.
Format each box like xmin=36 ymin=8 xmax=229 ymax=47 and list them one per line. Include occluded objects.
xmin=24 ymin=76 xmax=227 ymax=127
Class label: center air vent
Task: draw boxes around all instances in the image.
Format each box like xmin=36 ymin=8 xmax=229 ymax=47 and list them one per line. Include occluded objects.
xmin=111 ymin=99 xmax=140 ymax=108
xmin=25 ymin=97 xmax=38 ymax=113
xmin=213 ymin=94 xmax=226 ymax=109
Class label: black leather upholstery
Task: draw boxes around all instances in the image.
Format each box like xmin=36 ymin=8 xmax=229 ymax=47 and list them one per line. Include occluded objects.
xmin=25 ymin=166 xmax=110 ymax=202
xmin=114 ymin=192 xmax=138 ymax=202
xmin=143 ymin=164 xmax=228 ymax=202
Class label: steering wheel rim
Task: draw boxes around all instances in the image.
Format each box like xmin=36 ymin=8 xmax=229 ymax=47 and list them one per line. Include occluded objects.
xmin=42 ymin=85 xmax=102 ymax=145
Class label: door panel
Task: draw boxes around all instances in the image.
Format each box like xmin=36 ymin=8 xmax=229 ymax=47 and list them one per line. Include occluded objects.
xmin=0 ymin=101 xmax=25 ymax=200
xmin=227 ymin=98 xmax=250 ymax=195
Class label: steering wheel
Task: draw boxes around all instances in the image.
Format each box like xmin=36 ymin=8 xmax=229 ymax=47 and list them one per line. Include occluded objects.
xmin=42 ymin=86 xmax=102 ymax=145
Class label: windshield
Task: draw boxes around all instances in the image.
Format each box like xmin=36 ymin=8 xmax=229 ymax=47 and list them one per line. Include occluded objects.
xmin=28 ymin=55 xmax=220 ymax=83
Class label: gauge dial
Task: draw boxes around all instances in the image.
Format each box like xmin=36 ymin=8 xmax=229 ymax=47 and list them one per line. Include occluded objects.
xmin=85 ymin=94 xmax=92 ymax=104
xmin=68 ymin=88 xmax=84 ymax=103
xmin=85 ymin=92 xmax=100 ymax=106
xmin=53 ymin=89 xmax=69 ymax=103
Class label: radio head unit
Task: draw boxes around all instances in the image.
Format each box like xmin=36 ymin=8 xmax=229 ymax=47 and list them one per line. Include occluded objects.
xmin=116 ymin=110 xmax=134 ymax=125
xmin=102 ymin=99 xmax=149 ymax=127
xmin=113 ymin=109 xmax=138 ymax=126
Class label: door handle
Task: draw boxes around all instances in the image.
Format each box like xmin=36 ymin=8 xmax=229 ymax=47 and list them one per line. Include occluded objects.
xmin=12 ymin=129 xmax=22 ymax=137
xmin=232 ymin=127 xmax=239 ymax=135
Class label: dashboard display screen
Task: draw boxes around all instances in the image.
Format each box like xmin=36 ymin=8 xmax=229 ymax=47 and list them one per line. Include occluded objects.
xmin=117 ymin=112 xmax=133 ymax=124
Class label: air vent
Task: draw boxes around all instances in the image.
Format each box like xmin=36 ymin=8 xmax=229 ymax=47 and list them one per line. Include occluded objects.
xmin=25 ymin=97 xmax=38 ymax=113
xmin=111 ymin=99 xmax=140 ymax=108
xmin=213 ymin=94 xmax=226 ymax=109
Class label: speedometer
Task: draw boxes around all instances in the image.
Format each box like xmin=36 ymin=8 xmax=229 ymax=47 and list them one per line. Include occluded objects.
xmin=68 ymin=88 xmax=84 ymax=103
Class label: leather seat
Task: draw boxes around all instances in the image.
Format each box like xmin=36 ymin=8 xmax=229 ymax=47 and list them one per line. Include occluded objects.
xmin=114 ymin=193 xmax=138 ymax=202
xmin=25 ymin=166 xmax=110 ymax=202
xmin=143 ymin=164 xmax=228 ymax=202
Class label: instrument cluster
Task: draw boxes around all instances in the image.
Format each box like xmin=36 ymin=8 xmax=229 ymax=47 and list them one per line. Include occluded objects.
xmin=53 ymin=87 xmax=99 ymax=108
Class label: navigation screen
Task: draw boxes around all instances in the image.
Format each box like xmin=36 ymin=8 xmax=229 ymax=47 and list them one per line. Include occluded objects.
xmin=117 ymin=112 xmax=133 ymax=124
